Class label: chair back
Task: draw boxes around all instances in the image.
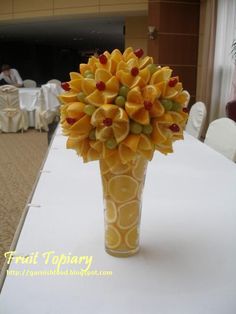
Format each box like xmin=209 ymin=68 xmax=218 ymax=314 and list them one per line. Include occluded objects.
xmin=47 ymin=79 xmax=61 ymax=85
xmin=23 ymin=79 xmax=37 ymax=88
xmin=204 ymin=117 xmax=236 ymax=162
xmin=185 ymin=101 xmax=207 ymax=139
xmin=0 ymin=85 xmax=20 ymax=109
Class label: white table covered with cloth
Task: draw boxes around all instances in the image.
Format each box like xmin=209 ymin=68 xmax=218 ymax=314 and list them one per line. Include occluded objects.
xmin=0 ymin=128 xmax=236 ymax=314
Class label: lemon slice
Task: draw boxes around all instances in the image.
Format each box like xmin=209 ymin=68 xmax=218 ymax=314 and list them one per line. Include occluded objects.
xmin=118 ymin=200 xmax=139 ymax=229
xmin=108 ymin=175 xmax=138 ymax=203
xmin=110 ymin=161 xmax=131 ymax=175
xmin=132 ymin=157 xmax=147 ymax=181
xmin=105 ymin=200 xmax=117 ymax=223
xmin=105 ymin=225 xmax=121 ymax=249
xmin=125 ymin=225 xmax=139 ymax=249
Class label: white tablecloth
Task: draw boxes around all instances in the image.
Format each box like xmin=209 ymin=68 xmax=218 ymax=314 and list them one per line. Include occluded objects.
xmin=0 ymin=129 xmax=236 ymax=314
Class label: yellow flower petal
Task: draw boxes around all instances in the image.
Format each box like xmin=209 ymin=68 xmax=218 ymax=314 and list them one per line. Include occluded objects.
xmin=95 ymin=68 xmax=112 ymax=83
xmin=150 ymin=67 xmax=172 ymax=85
xmin=82 ymin=79 xmax=96 ymax=95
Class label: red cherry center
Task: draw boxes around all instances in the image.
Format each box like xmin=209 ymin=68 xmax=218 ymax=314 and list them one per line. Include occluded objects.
xmin=168 ymin=77 xmax=178 ymax=88
xmin=169 ymin=123 xmax=180 ymax=132
xmin=99 ymin=54 xmax=107 ymax=64
xmin=144 ymin=100 xmax=153 ymax=111
xmin=96 ymin=81 xmax=106 ymax=91
xmin=134 ymin=48 xmax=144 ymax=58
xmin=61 ymin=82 xmax=70 ymax=91
xmin=183 ymin=107 xmax=189 ymax=113
xmin=66 ymin=117 xmax=77 ymax=125
xmin=131 ymin=67 xmax=139 ymax=77
xmin=103 ymin=118 xmax=113 ymax=127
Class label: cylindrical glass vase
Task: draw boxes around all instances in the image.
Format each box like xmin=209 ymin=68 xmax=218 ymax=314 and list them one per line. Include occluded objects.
xmin=100 ymin=156 xmax=148 ymax=257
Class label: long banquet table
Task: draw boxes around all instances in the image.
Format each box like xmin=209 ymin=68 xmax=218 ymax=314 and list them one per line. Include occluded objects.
xmin=0 ymin=128 xmax=236 ymax=314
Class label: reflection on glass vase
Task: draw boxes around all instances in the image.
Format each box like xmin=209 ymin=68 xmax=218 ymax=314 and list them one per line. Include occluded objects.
xmin=100 ymin=156 xmax=148 ymax=257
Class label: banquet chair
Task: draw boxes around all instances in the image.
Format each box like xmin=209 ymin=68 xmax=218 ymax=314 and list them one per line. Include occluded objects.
xmin=23 ymin=79 xmax=37 ymax=88
xmin=47 ymin=79 xmax=61 ymax=85
xmin=204 ymin=118 xmax=236 ymax=162
xmin=0 ymin=85 xmax=28 ymax=132
xmin=35 ymin=84 xmax=61 ymax=131
xmin=185 ymin=101 xmax=207 ymax=139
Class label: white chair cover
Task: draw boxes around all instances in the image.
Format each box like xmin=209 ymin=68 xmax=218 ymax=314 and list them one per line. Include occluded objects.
xmin=204 ymin=118 xmax=236 ymax=162
xmin=185 ymin=101 xmax=207 ymax=139
xmin=47 ymin=79 xmax=61 ymax=85
xmin=35 ymin=84 xmax=62 ymax=131
xmin=0 ymin=85 xmax=28 ymax=132
xmin=23 ymin=79 xmax=37 ymax=88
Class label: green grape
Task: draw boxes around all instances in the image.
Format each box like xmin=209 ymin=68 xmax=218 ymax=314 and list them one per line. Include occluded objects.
xmin=85 ymin=73 xmax=94 ymax=79
xmin=84 ymin=104 xmax=96 ymax=116
xmin=119 ymin=86 xmax=129 ymax=98
xmin=147 ymin=64 xmax=158 ymax=75
xmin=171 ymin=102 xmax=181 ymax=112
xmin=84 ymin=70 xmax=93 ymax=77
xmin=89 ymin=129 xmax=96 ymax=140
xmin=130 ymin=121 xmax=142 ymax=134
xmin=106 ymin=138 xmax=117 ymax=149
xmin=115 ymin=96 xmax=126 ymax=107
xmin=77 ymin=92 xmax=86 ymax=102
xmin=142 ymin=124 xmax=153 ymax=135
xmin=161 ymin=99 xmax=173 ymax=111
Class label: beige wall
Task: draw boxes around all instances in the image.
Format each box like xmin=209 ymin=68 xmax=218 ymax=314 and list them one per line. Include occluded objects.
xmin=0 ymin=0 xmax=148 ymax=21
xmin=125 ymin=16 xmax=148 ymax=55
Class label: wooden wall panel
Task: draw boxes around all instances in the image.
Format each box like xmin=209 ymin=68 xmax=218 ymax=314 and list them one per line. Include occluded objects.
xmin=148 ymin=0 xmax=200 ymax=106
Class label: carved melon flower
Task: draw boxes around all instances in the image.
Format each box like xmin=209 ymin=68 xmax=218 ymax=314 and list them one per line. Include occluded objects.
xmin=91 ymin=104 xmax=129 ymax=146
xmin=81 ymin=69 xmax=119 ymax=106
xmin=125 ymin=85 xmax=165 ymax=125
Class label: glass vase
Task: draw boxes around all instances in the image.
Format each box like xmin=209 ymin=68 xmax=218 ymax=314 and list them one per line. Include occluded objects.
xmin=100 ymin=156 xmax=148 ymax=257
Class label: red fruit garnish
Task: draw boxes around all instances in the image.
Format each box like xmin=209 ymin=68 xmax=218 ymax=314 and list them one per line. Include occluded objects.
xmin=168 ymin=77 xmax=178 ymax=87
xmin=183 ymin=107 xmax=189 ymax=113
xmin=96 ymin=81 xmax=106 ymax=91
xmin=169 ymin=123 xmax=180 ymax=132
xmin=103 ymin=118 xmax=113 ymax=126
xmin=134 ymin=48 xmax=144 ymax=58
xmin=61 ymin=82 xmax=70 ymax=91
xmin=99 ymin=54 xmax=107 ymax=64
xmin=144 ymin=100 xmax=153 ymax=111
xmin=66 ymin=117 xmax=77 ymax=125
xmin=131 ymin=67 xmax=139 ymax=76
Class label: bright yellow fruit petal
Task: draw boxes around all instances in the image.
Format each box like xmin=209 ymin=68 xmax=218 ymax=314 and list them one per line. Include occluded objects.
xmin=82 ymin=79 xmax=96 ymax=95
xmin=59 ymin=93 xmax=78 ymax=103
xmin=142 ymin=85 xmax=159 ymax=103
xmin=67 ymin=102 xmax=85 ymax=119
xmin=150 ymin=67 xmax=172 ymax=84
xmin=105 ymin=225 xmax=121 ymax=249
xmin=118 ymin=200 xmax=139 ymax=229
xmin=70 ymin=72 xmax=82 ymax=80
xmin=86 ymin=90 xmax=105 ymax=107
xmin=95 ymin=68 xmax=112 ymax=83
xmin=108 ymin=175 xmax=138 ymax=203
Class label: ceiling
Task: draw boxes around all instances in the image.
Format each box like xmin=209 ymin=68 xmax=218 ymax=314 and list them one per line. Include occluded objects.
xmin=0 ymin=16 xmax=125 ymax=50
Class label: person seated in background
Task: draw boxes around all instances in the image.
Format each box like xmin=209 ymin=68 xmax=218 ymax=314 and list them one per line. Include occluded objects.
xmin=0 ymin=64 xmax=23 ymax=87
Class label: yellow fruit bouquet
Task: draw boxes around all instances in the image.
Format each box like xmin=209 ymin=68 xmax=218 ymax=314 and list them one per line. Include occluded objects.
xmin=59 ymin=47 xmax=189 ymax=257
